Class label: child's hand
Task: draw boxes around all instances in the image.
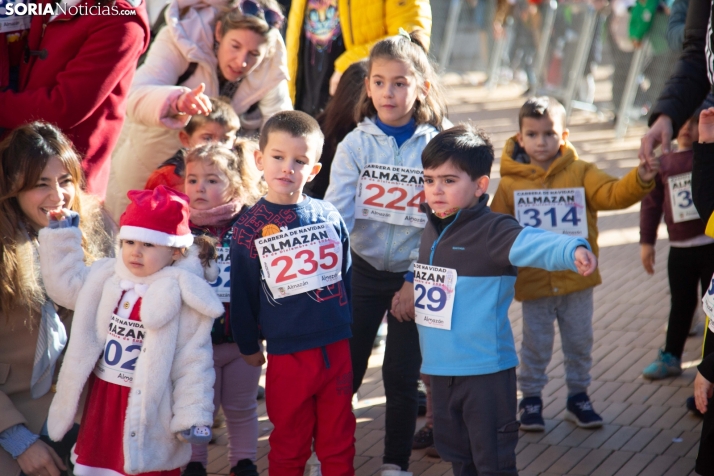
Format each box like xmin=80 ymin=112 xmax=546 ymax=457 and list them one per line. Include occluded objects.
xmin=390 ymin=292 xmax=401 ymax=317
xmin=177 ymin=425 xmax=212 ymax=444
xmin=574 ymin=246 xmax=597 ymax=276
xmin=47 ymin=209 xmax=80 ymax=229
xmin=177 ymin=83 xmax=211 ymax=116
xmin=637 ymin=154 xmax=660 ymax=182
xmin=242 ymin=351 xmax=266 ymax=367
xmin=640 ymin=244 xmax=655 ymax=275
xmin=694 ymin=371 xmax=714 ymax=414
xmin=699 ymin=107 xmax=714 ymax=144
xmin=392 ymin=281 xmax=415 ymax=322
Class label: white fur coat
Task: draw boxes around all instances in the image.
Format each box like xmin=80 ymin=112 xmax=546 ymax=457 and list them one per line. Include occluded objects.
xmin=38 ymin=227 xmax=224 ymax=474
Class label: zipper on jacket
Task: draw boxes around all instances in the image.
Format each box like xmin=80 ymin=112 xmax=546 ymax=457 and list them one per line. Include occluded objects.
xmin=383 ymin=136 xmax=401 ymax=270
xmin=429 ymin=210 xmax=461 ymax=265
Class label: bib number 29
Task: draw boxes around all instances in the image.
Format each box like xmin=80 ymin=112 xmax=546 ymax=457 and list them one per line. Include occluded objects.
xmin=272 ymin=243 xmax=339 ymax=283
xmin=414 ymin=284 xmax=447 ymax=312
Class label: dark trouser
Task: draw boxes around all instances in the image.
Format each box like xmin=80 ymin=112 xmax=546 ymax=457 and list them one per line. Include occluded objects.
xmin=350 ymin=253 xmax=422 ymax=470
xmin=696 ymin=277 xmax=714 ymax=474
xmin=665 ymin=243 xmax=714 ymax=358
xmin=432 ymin=369 xmax=520 ymax=476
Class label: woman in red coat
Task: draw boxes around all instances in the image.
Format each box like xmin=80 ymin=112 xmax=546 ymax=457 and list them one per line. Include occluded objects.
xmin=0 ymin=0 xmax=150 ymax=199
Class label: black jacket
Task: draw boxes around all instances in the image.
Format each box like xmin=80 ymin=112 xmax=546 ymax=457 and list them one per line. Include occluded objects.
xmin=649 ymin=0 xmax=712 ymax=135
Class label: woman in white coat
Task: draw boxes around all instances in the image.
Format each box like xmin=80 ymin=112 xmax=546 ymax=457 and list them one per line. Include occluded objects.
xmin=106 ymin=0 xmax=292 ymax=223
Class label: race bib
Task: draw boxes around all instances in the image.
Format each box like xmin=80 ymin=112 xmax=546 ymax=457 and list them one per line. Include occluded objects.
xmin=0 ymin=0 xmax=31 ymax=33
xmin=668 ymin=173 xmax=700 ymax=223
xmin=355 ymin=164 xmax=427 ymax=228
xmin=208 ymin=246 xmax=231 ymax=303
xmin=514 ymin=188 xmax=588 ymax=237
xmin=413 ymin=263 xmax=457 ymax=330
xmin=255 ymin=223 xmax=343 ymax=300
xmin=95 ymin=314 xmax=145 ymax=387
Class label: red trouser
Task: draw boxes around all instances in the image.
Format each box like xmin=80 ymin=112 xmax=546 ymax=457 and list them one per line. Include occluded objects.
xmin=266 ymin=339 xmax=356 ymax=476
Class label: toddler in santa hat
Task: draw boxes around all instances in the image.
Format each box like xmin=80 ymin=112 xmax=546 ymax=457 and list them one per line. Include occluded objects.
xmin=37 ymin=185 xmax=225 ymax=476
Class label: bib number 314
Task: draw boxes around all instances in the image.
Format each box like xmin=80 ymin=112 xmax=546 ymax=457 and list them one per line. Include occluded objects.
xmin=413 ymin=263 xmax=457 ymax=330
xmin=514 ymin=187 xmax=588 ymax=237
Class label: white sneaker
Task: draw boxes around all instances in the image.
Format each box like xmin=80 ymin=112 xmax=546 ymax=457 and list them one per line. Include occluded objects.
xmin=380 ymin=464 xmax=413 ymax=476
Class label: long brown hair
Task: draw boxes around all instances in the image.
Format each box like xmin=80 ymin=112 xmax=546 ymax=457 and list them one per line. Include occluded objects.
xmin=308 ymin=60 xmax=368 ymax=198
xmin=0 ymin=122 xmax=108 ymax=322
xmin=356 ymin=30 xmax=447 ymax=130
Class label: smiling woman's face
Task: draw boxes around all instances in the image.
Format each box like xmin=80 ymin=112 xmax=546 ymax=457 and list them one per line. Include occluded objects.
xmin=16 ymin=156 xmax=76 ymax=231
xmin=215 ymin=25 xmax=269 ymax=82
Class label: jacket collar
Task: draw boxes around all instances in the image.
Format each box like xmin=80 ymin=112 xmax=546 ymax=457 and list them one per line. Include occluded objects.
xmin=356 ymin=117 xmax=437 ymax=140
xmin=500 ymin=135 xmax=578 ymax=181
xmin=422 ymin=194 xmax=490 ymax=230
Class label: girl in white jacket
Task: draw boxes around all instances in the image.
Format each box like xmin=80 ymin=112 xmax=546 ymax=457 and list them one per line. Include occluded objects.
xmin=39 ymin=186 xmax=225 ymax=476
xmin=106 ymin=0 xmax=293 ymax=223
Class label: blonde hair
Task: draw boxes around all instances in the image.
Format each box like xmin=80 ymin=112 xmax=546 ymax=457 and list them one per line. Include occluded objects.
xmin=0 ymin=122 xmax=109 ymax=324
xmin=185 ymin=141 xmax=265 ymax=206
xmin=356 ymin=30 xmax=447 ymax=130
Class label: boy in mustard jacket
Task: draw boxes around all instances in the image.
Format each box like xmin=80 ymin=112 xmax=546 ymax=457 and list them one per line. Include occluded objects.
xmin=491 ymin=97 xmax=658 ymax=431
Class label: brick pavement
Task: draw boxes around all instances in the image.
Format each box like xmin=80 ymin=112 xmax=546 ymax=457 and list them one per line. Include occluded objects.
xmin=206 ymin=81 xmax=706 ymax=476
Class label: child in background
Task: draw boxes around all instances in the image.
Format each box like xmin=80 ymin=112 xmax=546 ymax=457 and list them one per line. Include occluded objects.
xmin=324 ymin=30 xmax=447 ymax=476
xmin=307 ymin=60 xmax=368 ymax=199
xmin=491 ymin=96 xmax=657 ymax=431
xmin=394 ymin=125 xmax=597 ymax=474
xmin=640 ymin=115 xmax=714 ymax=381
xmin=182 ymin=142 xmax=265 ymax=476
xmin=230 ymin=111 xmax=355 ymax=476
xmin=145 ymin=97 xmax=240 ymax=193
xmin=39 ymin=186 xmax=224 ymax=475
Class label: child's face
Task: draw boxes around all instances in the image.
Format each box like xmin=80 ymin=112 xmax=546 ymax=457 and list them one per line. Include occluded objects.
xmin=17 ymin=156 xmax=77 ymax=231
xmin=185 ymin=160 xmax=233 ymax=210
xmin=517 ymin=115 xmax=569 ymax=170
xmin=677 ymin=118 xmax=699 ymax=150
xmin=365 ymin=59 xmax=425 ymax=128
xmin=180 ymin=122 xmax=237 ymax=149
xmin=121 ymin=240 xmax=180 ymax=278
xmin=255 ymin=131 xmax=322 ymax=205
xmin=424 ymin=160 xmax=489 ymax=217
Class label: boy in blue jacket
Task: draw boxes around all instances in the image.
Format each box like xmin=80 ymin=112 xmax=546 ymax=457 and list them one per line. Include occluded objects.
xmin=392 ymin=125 xmax=598 ymax=475
xmin=230 ymin=111 xmax=355 ymax=476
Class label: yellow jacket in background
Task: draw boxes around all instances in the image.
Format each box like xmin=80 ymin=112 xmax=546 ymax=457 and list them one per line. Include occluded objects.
xmin=285 ymin=0 xmax=432 ymax=102
xmin=491 ymin=136 xmax=654 ymax=302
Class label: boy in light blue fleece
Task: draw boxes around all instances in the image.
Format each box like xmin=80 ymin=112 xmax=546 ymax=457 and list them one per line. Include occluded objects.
xmin=392 ymin=125 xmax=597 ymax=475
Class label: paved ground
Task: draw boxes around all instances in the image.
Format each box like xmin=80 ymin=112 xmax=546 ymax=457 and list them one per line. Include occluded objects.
xmin=206 ymin=77 xmax=706 ymax=476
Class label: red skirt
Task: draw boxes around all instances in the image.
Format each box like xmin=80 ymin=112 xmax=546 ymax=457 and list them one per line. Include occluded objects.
xmin=72 ymin=374 xmax=180 ymax=476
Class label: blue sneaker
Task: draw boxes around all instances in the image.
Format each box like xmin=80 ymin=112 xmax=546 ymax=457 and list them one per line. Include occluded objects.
xmin=519 ymin=396 xmax=545 ymax=431
xmin=642 ymin=350 xmax=682 ymax=380
xmin=565 ymin=393 xmax=603 ymax=429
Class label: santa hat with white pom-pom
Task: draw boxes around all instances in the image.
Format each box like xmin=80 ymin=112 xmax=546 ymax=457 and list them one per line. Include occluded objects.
xmin=118 ymin=185 xmax=194 ymax=248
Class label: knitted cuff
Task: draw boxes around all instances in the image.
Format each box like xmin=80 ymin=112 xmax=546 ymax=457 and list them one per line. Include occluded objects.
xmin=0 ymin=424 xmax=40 ymax=459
